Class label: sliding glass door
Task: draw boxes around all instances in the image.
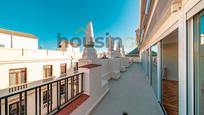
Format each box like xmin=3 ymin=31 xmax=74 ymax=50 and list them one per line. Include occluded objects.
xmin=194 ymin=10 xmax=204 ymax=115
xmin=151 ymin=44 xmax=159 ymax=98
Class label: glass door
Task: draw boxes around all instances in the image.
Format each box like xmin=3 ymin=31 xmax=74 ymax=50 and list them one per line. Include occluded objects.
xmin=194 ymin=10 xmax=204 ymax=115
xmin=151 ymin=44 xmax=159 ymax=98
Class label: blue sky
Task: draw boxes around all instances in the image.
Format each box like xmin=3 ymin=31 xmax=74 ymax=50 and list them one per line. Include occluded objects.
xmin=0 ymin=0 xmax=139 ymax=53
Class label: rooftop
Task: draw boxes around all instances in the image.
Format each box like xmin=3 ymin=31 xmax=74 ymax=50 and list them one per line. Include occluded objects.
xmin=91 ymin=63 xmax=164 ymax=115
xmin=0 ymin=28 xmax=37 ymax=39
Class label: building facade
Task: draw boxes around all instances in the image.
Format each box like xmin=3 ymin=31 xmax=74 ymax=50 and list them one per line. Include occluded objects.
xmin=0 ymin=28 xmax=82 ymax=90
xmin=0 ymin=29 xmax=38 ymax=49
xmin=137 ymin=0 xmax=204 ymax=115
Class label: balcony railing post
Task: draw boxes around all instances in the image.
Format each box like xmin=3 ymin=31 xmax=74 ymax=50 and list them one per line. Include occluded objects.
xmin=25 ymin=91 xmax=27 ymax=115
xmin=39 ymin=87 xmax=41 ymax=115
xmin=81 ymin=73 xmax=84 ymax=93
xmin=19 ymin=92 xmax=22 ymax=115
xmin=71 ymin=76 xmax=74 ymax=98
xmin=47 ymin=84 xmax=49 ymax=114
xmin=65 ymin=78 xmax=68 ymax=102
xmin=5 ymin=97 xmax=8 ymax=115
xmin=59 ymin=80 xmax=62 ymax=107
xmin=50 ymin=83 xmax=53 ymax=112
xmin=35 ymin=88 xmax=38 ymax=115
xmin=57 ymin=81 xmax=59 ymax=110
xmin=76 ymin=75 xmax=79 ymax=95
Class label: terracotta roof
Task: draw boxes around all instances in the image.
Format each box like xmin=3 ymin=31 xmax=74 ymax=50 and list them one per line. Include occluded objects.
xmin=0 ymin=28 xmax=37 ymax=39
xmin=56 ymin=94 xmax=89 ymax=115
xmin=79 ymin=64 xmax=101 ymax=69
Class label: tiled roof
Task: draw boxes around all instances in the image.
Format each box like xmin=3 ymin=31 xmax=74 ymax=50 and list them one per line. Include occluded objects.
xmin=0 ymin=28 xmax=37 ymax=39
xmin=56 ymin=94 xmax=89 ymax=115
xmin=79 ymin=64 xmax=101 ymax=69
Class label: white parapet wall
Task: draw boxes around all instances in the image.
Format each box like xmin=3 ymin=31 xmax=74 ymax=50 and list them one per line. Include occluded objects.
xmin=71 ymin=64 xmax=110 ymax=115
xmin=122 ymin=57 xmax=130 ymax=68
xmin=110 ymin=58 xmax=121 ymax=79
xmin=99 ymin=59 xmax=112 ymax=81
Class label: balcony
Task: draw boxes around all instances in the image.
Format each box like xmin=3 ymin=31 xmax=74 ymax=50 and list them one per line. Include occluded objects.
xmin=0 ymin=62 xmax=164 ymax=115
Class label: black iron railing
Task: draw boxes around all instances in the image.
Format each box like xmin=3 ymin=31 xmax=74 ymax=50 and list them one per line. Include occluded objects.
xmin=0 ymin=72 xmax=84 ymax=115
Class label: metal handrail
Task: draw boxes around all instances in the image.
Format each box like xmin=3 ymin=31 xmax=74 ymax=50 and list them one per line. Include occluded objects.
xmin=0 ymin=72 xmax=84 ymax=115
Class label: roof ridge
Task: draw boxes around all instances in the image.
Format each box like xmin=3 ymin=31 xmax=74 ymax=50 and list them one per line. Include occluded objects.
xmin=0 ymin=28 xmax=37 ymax=39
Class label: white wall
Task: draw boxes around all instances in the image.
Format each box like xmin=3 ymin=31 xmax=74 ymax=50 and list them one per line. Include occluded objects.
xmin=100 ymin=59 xmax=112 ymax=80
xmin=12 ymin=35 xmax=38 ymax=49
xmin=0 ymin=48 xmax=81 ymax=90
xmin=0 ymin=33 xmax=11 ymax=48
xmin=0 ymin=33 xmax=38 ymax=49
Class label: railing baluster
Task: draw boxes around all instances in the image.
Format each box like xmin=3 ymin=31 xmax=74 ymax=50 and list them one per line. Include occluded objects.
xmin=81 ymin=73 xmax=84 ymax=93
xmin=65 ymin=78 xmax=68 ymax=102
xmin=39 ymin=87 xmax=41 ymax=115
xmin=57 ymin=81 xmax=59 ymax=110
xmin=19 ymin=93 xmax=22 ymax=115
xmin=76 ymin=75 xmax=79 ymax=95
xmin=59 ymin=80 xmax=61 ymax=106
xmin=71 ymin=76 xmax=74 ymax=98
xmin=25 ymin=91 xmax=27 ymax=115
xmin=50 ymin=83 xmax=53 ymax=112
xmin=47 ymin=84 xmax=49 ymax=114
xmin=35 ymin=88 xmax=38 ymax=115
xmin=5 ymin=97 xmax=8 ymax=115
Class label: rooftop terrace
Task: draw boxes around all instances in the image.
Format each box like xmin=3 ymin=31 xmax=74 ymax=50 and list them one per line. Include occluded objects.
xmin=91 ymin=63 xmax=164 ymax=115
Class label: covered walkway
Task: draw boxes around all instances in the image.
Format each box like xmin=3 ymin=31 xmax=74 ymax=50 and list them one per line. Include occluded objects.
xmin=91 ymin=63 xmax=164 ymax=115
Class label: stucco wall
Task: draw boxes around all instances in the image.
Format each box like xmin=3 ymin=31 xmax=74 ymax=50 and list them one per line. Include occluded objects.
xmin=0 ymin=48 xmax=81 ymax=90
xmin=0 ymin=33 xmax=38 ymax=49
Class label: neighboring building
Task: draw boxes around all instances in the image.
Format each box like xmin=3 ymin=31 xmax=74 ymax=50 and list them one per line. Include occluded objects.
xmin=0 ymin=28 xmax=38 ymax=49
xmin=137 ymin=0 xmax=204 ymax=115
xmin=0 ymin=22 xmax=126 ymax=115
xmin=0 ymin=29 xmax=82 ymax=91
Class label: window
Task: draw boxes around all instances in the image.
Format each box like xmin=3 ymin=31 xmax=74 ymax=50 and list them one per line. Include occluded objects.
xmin=145 ymin=0 xmax=151 ymax=15
xmin=43 ymin=65 xmax=52 ymax=78
xmin=74 ymin=62 xmax=78 ymax=72
xmin=9 ymin=102 xmax=18 ymax=115
xmin=43 ymin=90 xmax=51 ymax=104
xmin=9 ymin=101 xmax=25 ymax=115
xmin=60 ymin=63 xmax=67 ymax=75
xmin=9 ymin=68 xmax=27 ymax=86
xmin=151 ymin=44 xmax=159 ymax=99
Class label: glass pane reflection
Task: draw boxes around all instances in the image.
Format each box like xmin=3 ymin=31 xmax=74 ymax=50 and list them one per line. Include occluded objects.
xmin=199 ymin=15 xmax=204 ymax=115
xmin=151 ymin=44 xmax=158 ymax=98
